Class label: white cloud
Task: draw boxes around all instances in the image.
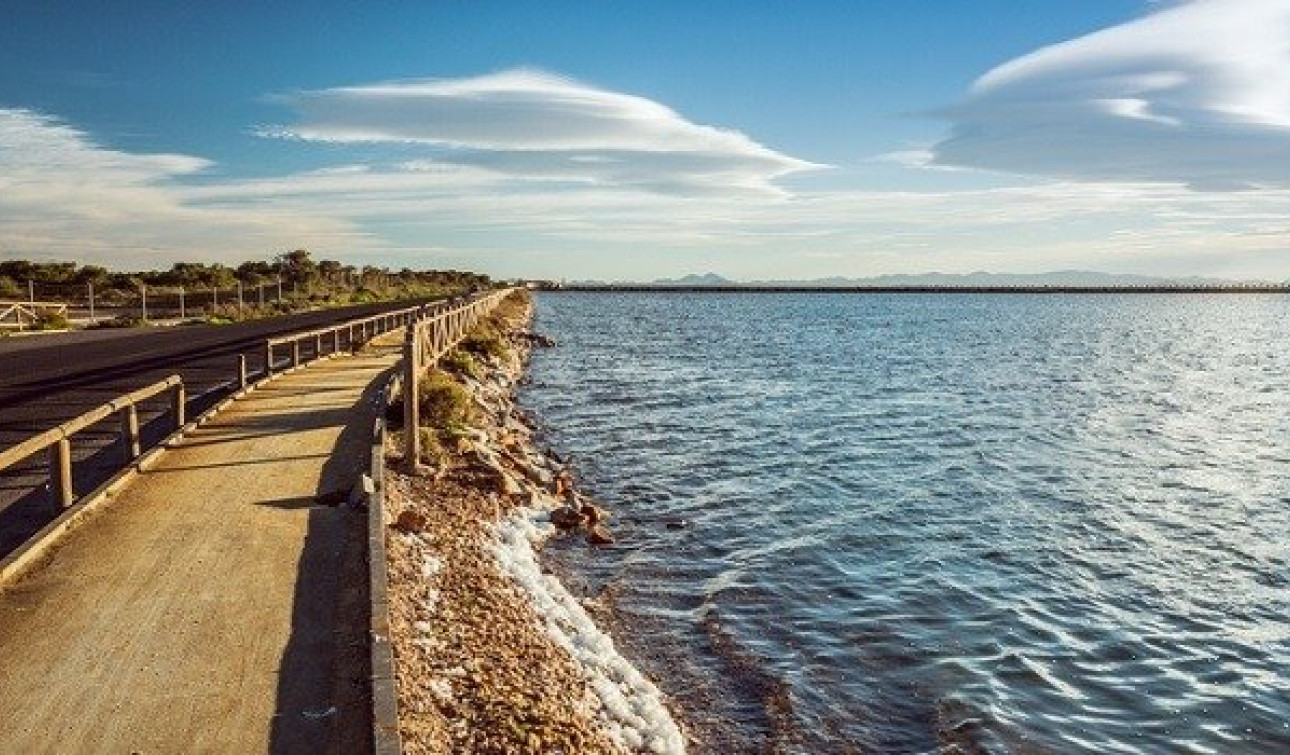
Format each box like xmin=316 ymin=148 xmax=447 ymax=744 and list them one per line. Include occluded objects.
xmin=0 ymin=108 xmax=368 ymax=266
xmin=4 ymin=92 xmax=1289 ymax=279
xmin=263 ymin=69 xmax=824 ymax=195
xmin=930 ymin=0 xmax=1290 ymax=189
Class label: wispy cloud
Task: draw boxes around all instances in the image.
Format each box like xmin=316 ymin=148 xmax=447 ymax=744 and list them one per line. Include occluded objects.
xmin=6 ymin=102 xmax=1290 ymax=276
xmin=930 ymin=0 xmax=1290 ymax=190
xmin=0 ymin=108 xmax=366 ymax=265
xmin=263 ymin=69 xmax=824 ymax=195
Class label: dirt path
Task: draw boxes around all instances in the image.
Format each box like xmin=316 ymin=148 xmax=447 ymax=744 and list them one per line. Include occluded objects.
xmin=0 ymin=344 xmax=399 ymax=754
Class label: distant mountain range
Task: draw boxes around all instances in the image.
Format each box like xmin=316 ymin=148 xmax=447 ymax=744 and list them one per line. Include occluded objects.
xmin=603 ymin=270 xmax=1280 ymax=287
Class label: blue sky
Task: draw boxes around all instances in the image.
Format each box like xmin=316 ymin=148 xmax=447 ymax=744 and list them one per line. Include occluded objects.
xmin=1 ymin=0 xmax=1288 ymax=280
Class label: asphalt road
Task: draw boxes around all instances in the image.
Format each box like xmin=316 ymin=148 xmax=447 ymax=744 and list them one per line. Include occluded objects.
xmin=0 ymin=298 xmax=429 ymax=555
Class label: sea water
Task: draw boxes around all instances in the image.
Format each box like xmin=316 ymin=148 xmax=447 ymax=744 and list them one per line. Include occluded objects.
xmin=519 ymin=293 xmax=1290 ymax=754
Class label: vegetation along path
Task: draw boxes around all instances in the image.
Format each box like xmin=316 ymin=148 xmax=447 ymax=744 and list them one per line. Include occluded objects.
xmin=0 ymin=340 xmax=400 ymax=754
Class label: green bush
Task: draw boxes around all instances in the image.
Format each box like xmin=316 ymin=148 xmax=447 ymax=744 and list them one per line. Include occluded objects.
xmin=34 ymin=310 xmax=71 ymax=330
xmin=418 ymin=427 xmax=448 ymax=466
xmin=460 ymin=324 xmax=508 ymax=361
xmin=0 ymin=276 xmax=20 ymax=299
xmin=87 ymin=314 xmax=147 ymax=329
xmin=440 ymin=349 xmax=483 ymax=379
xmin=416 ymin=369 xmax=474 ymax=429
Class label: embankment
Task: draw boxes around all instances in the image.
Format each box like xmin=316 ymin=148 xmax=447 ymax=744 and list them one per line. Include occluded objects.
xmin=383 ymin=291 xmax=686 ymax=754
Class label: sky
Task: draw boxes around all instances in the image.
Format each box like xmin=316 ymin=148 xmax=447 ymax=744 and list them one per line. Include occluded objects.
xmin=1 ymin=0 xmax=1289 ymax=281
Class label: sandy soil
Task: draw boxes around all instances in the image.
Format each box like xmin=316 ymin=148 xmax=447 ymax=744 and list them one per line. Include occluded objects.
xmin=0 ymin=345 xmax=398 ymax=754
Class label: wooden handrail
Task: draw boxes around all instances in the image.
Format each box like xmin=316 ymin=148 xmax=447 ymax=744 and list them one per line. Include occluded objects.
xmin=0 ymin=289 xmax=506 ymax=508
xmin=262 ymin=299 xmax=457 ymax=375
xmin=401 ymin=289 xmax=515 ymax=467
xmin=0 ymin=375 xmax=184 ymax=509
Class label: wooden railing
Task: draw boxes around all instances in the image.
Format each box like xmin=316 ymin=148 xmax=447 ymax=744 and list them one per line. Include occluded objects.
xmin=401 ymin=289 xmax=516 ymax=467
xmin=0 ymin=301 xmax=69 ymax=330
xmin=0 ymin=376 xmax=185 ymax=509
xmin=0 ymin=293 xmax=503 ymax=512
xmin=263 ymin=302 xmax=429 ymax=376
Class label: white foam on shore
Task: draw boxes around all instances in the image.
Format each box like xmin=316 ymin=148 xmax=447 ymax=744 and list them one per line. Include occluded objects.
xmin=493 ymin=508 xmax=687 ymax=755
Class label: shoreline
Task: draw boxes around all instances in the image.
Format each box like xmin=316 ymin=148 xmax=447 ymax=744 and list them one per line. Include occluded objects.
xmin=382 ymin=292 xmax=686 ymax=753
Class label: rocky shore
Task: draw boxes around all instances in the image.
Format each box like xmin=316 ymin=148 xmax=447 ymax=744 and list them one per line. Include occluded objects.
xmin=384 ymin=291 xmax=686 ymax=754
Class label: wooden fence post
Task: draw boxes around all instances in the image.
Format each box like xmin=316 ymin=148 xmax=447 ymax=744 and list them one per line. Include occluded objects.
xmin=120 ymin=405 xmax=140 ymax=462
xmin=49 ymin=437 xmax=73 ymax=509
xmin=238 ymin=354 xmax=248 ymax=390
xmin=172 ymin=384 xmax=186 ymax=428
xmin=403 ymin=324 xmax=421 ymax=470
xmin=265 ymin=342 xmax=274 ymax=377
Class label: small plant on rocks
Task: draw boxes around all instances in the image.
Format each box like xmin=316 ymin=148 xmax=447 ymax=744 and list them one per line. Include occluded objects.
xmin=440 ymin=349 xmax=483 ymax=379
xmin=417 ymin=369 xmax=475 ymax=429
xmin=417 ymin=427 xmax=448 ymax=467
xmin=460 ymin=322 xmax=509 ymax=362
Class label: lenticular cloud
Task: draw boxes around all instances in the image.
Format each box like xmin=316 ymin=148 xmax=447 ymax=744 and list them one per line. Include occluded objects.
xmin=930 ymin=0 xmax=1290 ymax=190
xmin=265 ymin=69 xmax=822 ymax=195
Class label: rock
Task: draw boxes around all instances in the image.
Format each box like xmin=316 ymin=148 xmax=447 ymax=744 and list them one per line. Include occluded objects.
xmin=586 ymin=525 xmax=615 ymax=545
xmin=520 ymin=331 xmax=557 ymax=347
xmin=549 ymin=506 xmax=585 ymax=530
xmin=394 ymin=509 xmax=428 ymax=532
xmin=555 ymin=470 xmax=574 ymax=498
xmin=497 ymin=471 xmax=523 ymax=496
xmin=519 ymin=461 xmax=554 ymax=488
xmin=580 ymin=502 xmax=608 ymax=524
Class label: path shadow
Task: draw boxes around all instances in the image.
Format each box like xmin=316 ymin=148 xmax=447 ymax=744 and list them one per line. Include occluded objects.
xmin=0 ymin=407 xmax=181 ymax=559
xmin=268 ymin=362 xmax=394 ymax=755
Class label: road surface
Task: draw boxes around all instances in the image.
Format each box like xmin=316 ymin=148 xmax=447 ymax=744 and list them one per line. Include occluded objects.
xmin=0 ymin=342 xmax=399 ymax=753
xmin=0 ymin=299 xmax=427 ymax=557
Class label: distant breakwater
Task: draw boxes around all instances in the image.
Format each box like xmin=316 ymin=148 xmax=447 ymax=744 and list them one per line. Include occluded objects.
xmin=549 ymin=284 xmax=1290 ymax=294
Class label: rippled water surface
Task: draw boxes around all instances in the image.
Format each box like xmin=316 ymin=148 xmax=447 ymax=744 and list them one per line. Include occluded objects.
xmin=519 ymin=293 xmax=1290 ymax=754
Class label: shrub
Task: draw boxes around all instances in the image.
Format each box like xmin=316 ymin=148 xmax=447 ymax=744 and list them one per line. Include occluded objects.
xmin=88 ymin=314 xmax=147 ymax=329
xmin=418 ymin=427 xmax=448 ymax=466
xmin=416 ymin=369 xmax=474 ymax=429
xmin=491 ymin=289 xmax=531 ymax=324
xmin=440 ymin=349 xmax=482 ymax=379
xmin=34 ymin=310 xmax=71 ymax=330
xmin=460 ymin=323 xmax=508 ymax=361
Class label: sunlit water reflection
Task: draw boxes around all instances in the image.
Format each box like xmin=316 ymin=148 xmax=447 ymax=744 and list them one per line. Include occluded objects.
xmin=520 ymin=293 xmax=1290 ymax=754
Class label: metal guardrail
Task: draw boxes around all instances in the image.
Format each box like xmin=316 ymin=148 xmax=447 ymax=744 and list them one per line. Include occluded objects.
xmin=0 ymin=376 xmax=184 ymax=509
xmin=401 ymin=289 xmax=515 ymax=467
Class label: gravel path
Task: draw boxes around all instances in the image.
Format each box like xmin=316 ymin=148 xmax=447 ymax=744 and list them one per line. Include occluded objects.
xmin=0 ymin=343 xmax=399 ymax=754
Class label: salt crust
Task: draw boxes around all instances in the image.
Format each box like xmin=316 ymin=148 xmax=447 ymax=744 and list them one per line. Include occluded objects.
xmin=493 ymin=506 xmax=687 ymax=755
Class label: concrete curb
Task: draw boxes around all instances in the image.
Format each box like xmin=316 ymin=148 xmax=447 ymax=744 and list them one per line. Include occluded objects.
xmin=368 ymin=374 xmax=403 ymax=755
